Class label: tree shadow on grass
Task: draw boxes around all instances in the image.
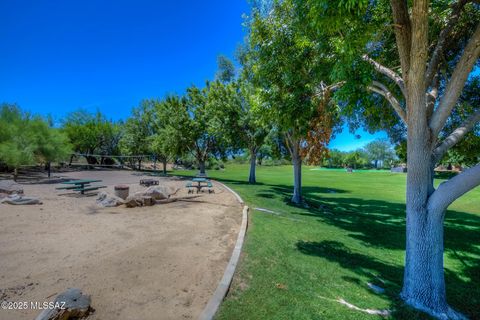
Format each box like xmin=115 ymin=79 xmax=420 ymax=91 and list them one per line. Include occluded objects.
xmin=296 ymin=239 xmax=480 ymax=319
xmin=290 ymin=193 xmax=480 ymax=319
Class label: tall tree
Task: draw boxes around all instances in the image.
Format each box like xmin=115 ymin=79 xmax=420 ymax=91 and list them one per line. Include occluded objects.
xmin=120 ymin=100 xmax=158 ymax=170
xmin=234 ymin=81 xmax=270 ymax=184
xmin=150 ymin=97 xmax=188 ymax=174
xmin=301 ymin=0 xmax=480 ymax=317
xmin=162 ymin=82 xmax=235 ymax=175
xmin=249 ymin=0 xmax=337 ymax=203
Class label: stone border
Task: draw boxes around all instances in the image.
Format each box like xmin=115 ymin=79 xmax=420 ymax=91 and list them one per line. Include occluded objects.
xmin=198 ymin=181 xmax=249 ymax=320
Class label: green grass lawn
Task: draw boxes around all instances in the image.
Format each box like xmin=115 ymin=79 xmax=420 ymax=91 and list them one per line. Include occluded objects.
xmin=173 ymin=165 xmax=480 ymax=319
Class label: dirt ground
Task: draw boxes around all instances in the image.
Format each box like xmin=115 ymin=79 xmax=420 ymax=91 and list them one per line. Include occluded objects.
xmin=0 ymin=170 xmax=242 ymax=320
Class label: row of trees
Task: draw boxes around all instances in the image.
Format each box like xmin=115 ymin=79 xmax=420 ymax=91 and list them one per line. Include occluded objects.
xmin=327 ymin=139 xmax=397 ymax=169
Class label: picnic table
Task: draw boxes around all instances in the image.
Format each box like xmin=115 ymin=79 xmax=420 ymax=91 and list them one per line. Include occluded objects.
xmin=140 ymin=179 xmax=159 ymax=187
xmin=56 ymin=179 xmax=106 ymax=195
xmin=186 ymin=178 xmax=214 ymax=194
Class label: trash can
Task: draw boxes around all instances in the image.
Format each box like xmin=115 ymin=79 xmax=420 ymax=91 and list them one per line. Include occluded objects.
xmin=114 ymin=184 xmax=129 ymax=200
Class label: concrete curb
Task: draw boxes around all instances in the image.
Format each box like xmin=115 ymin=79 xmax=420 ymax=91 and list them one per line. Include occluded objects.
xmin=198 ymin=181 xmax=248 ymax=320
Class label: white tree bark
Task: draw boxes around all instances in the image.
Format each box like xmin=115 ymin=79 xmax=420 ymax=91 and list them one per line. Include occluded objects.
xmin=425 ymin=0 xmax=470 ymax=86
xmin=434 ymin=109 xmax=480 ymax=161
xmin=363 ymin=55 xmax=406 ymax=96
xmin=367 ymin=1 xmax=480 ymax=318
xmin=428 ymin=164 xmax=480 ymax=213
xmin=367 ymin=81 xmax=407 ymax=123
xmin=429 ymin=23 xmax=480 ymax=135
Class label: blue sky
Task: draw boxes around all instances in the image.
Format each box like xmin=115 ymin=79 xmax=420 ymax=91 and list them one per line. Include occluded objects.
xmin=0 ymin=0 xmax=385 ymax=152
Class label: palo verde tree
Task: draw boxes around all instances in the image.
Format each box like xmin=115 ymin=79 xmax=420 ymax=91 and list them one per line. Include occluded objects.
xmin=0 ymin=104 xmax=71 ymax=180
xmin=249 ymin=0 xmax=338 ymax=203
xmin=301 ymin=0 xmax=480 ymax=317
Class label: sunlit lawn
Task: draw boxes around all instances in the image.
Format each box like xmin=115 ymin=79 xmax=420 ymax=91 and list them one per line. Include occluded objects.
xmin=172 ymin=164 xmax=480 ymax=319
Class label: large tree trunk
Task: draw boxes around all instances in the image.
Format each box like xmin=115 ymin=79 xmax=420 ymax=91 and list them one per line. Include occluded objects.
xmin=291 ymin=147 xmax=302 ymax=204
xmin=162 ymin=159 xmax=167 ymax=175
xmin=249 ymin=149 xmax=257 ymax=184
xmin=402 ymin=125 xmax=447 ymax=314
xmin=199 ymin=160 xmax=206 ymax=175
xmin=401 ymin=206 xmax=450 ymax=318
xmin=401 ymin=4 xmax=453 ymax=314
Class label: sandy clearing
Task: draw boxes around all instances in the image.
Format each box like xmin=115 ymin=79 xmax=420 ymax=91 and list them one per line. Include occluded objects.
xmin=0 ymin=170 xmax=242 ymax=320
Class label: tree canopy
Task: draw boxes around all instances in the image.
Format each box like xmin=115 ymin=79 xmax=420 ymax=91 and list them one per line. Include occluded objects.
xmin=62 ymin=109 xmax=122 ymax=163
xmin=249 ymin=0 xmax=339 ymax=202
xmin=0 ymin=103 xmax=71 ymax=180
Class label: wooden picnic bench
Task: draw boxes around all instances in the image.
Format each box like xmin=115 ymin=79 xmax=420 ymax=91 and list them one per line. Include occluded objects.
xmin=56 ymin=179 xmax=106 ymax=195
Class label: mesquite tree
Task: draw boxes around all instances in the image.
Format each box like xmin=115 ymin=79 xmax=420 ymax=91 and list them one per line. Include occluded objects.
xmin=301 ymin=0 xmax=480 ymax=317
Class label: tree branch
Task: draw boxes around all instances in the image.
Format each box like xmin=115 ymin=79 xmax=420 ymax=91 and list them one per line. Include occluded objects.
xmin=389 ymin=0 xmax=412 ymax=79
xmin=430 ymin=23 xmax=480 ymax=135
xmin=426 ymin=0 xmax=469 ymax=86
xmin=433 ymin=109 xmax=480 ymax=162
xmin=428 ymin=163 xmax=480 ymax=213
xmin=363 ymin=55 xmax=406 ymax=96
xmin=284 ymin=131 xmax=294 ymax=156
xmin=367 ymin=81 xmax=407 ymax=123
xmin=426 ymin=74 xmax=440 ymax=121
xmin=314 ymin=81 xmax=345 ymax=98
